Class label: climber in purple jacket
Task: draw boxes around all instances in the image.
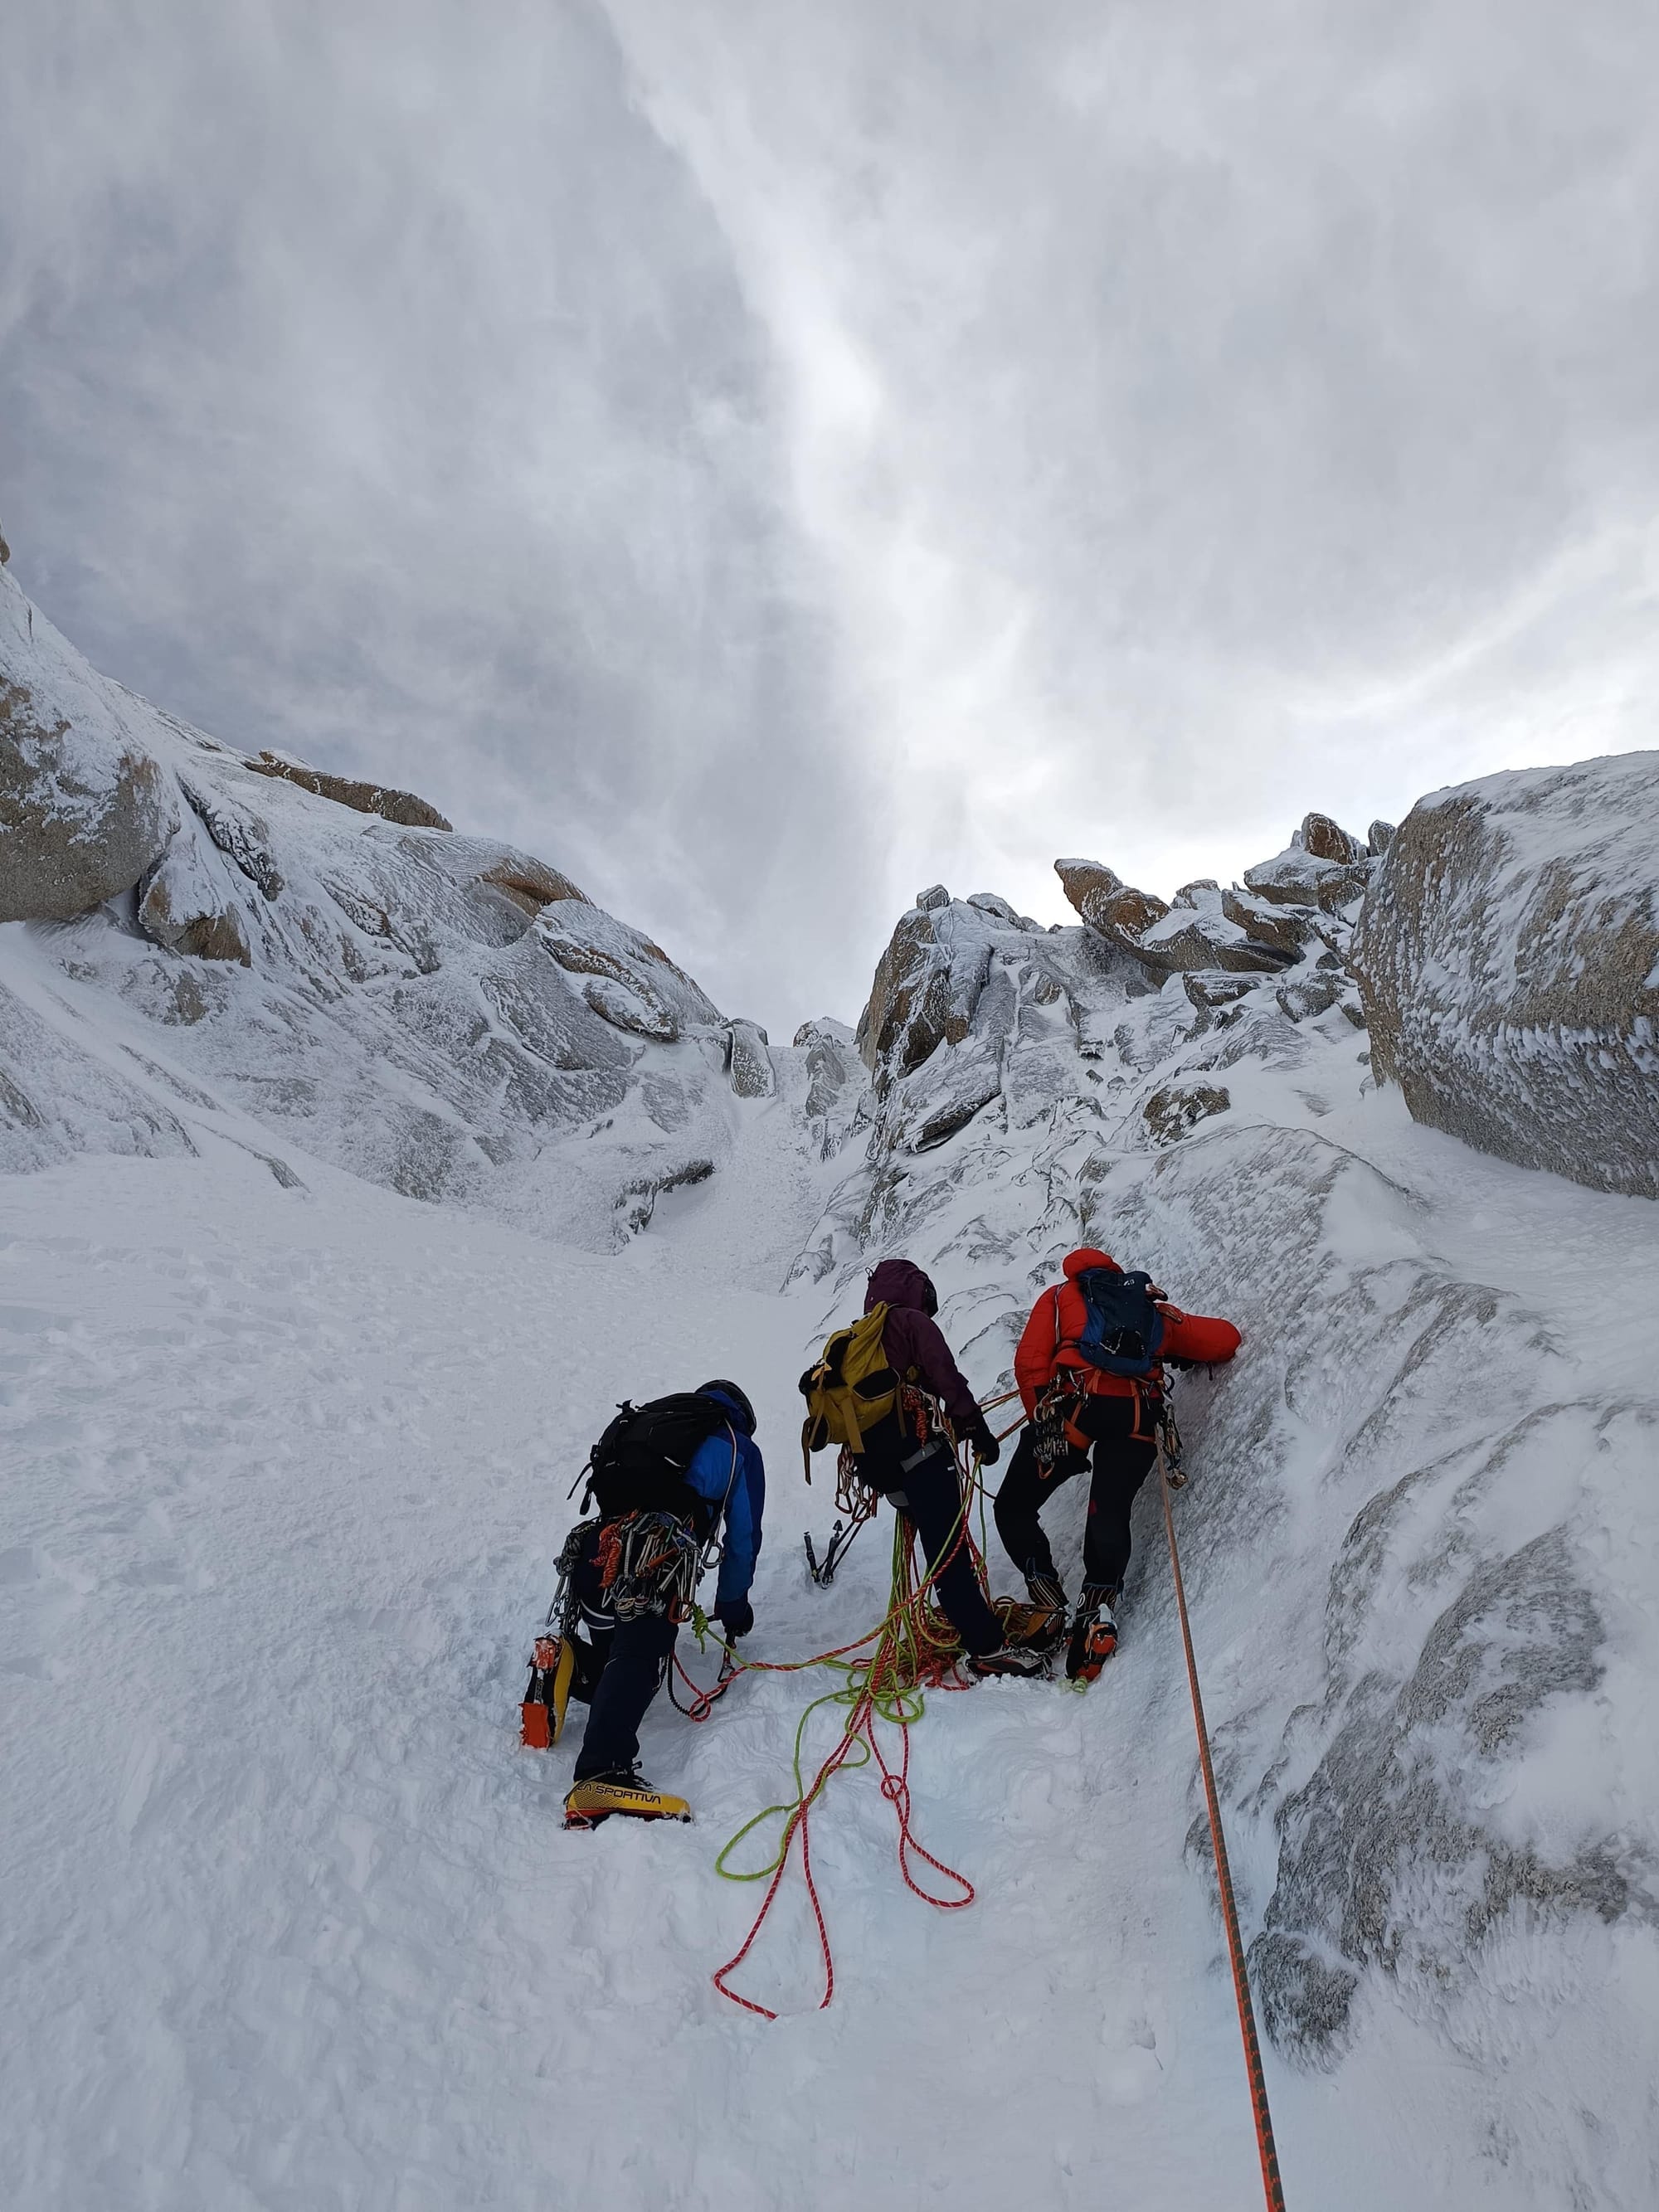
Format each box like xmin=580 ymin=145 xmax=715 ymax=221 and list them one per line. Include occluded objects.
xmin=849 ymin=1259 xmax=1043 ymax=1679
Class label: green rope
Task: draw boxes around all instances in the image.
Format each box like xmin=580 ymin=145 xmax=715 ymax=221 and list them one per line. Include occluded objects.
xmin=714 ymin=1493 xmax=971 ymax=1882
xmin=714 ymin=1681 xmax=867 ymax=1880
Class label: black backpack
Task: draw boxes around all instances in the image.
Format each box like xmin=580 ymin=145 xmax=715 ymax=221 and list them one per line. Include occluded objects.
xmin=1074 ymin=1269 xmax=1165 ymax=1378
xmin=582 ymin=1393 xmax=732 ymax=1533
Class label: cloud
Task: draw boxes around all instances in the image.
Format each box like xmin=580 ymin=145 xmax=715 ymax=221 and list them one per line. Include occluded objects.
xmin=4 ymin=1 xmax=1657 ymax=1031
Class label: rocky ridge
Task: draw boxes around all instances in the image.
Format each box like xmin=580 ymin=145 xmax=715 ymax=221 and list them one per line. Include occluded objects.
xmin=788 ymin=809 xmax=1657 ymax=2090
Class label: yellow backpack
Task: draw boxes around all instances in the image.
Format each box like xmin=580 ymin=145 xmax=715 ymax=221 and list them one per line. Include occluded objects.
xmin=799 ymin=1304 xmax=899 ymax=1475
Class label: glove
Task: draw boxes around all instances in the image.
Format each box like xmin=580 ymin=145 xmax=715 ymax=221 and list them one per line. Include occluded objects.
xmin=715 ymin=1597 xmax=754 ymax=1641
xmin=970 ymin=1420 xmax=1001 ymax=1468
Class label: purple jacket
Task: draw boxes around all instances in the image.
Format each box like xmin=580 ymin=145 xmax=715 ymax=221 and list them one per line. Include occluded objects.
xmin=864 ymin=1259 xmax=982 ymax=1432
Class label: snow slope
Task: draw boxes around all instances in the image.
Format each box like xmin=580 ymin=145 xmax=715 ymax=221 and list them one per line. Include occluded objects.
xmin=4 ymin=944 xmax=1657 ymax=2210
xmin=4 ymin=563 xmax=1657 ymax=2208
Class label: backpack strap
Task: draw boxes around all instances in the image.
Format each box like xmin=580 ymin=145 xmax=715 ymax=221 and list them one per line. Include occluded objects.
xmin=698 ymin=1422 xmax=743 ymax=1573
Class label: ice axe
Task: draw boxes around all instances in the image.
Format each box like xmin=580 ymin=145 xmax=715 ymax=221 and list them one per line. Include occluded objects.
xmin=803 ymin=1516 xmax=864 ymax=1586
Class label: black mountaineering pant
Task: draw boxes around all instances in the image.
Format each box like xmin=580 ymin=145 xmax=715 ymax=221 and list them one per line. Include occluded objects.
xmin=861 ymin=1440 xmax=1002 ymax=1658
xmin=569 ymin=1521 xmax=679 ymax=1783
xmin=994 ymin=1393 xmax=1158 ymax=1596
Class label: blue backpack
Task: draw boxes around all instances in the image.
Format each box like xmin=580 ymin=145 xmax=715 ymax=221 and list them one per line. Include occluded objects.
xmin=1074 ymin=1268 xmax=1165 ymax=1378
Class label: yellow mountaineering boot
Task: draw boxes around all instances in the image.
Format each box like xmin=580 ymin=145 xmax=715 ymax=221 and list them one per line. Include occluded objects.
xmin=563 ymin=1769 xmax=693 ymax=1830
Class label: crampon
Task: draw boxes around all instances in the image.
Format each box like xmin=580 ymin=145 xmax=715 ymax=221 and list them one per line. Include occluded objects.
xmin=1065 ymin=1594 xmax=1119 ymax=1683
xmin=991 ymin=1592 xmax=1066 ymax=1654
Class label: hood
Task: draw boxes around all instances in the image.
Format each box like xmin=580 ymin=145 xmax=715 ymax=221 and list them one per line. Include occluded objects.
xmin=698 ymin=1383 xmax=757 ymax=1437
xmin=865 ymin=1258 xmax=938 ymax=1316
xmin=1063 ymin=1247 xmax=1121 ymax=1281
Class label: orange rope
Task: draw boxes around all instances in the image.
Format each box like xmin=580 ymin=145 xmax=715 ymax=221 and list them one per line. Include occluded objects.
xmin=1159 ymin=1447 xmax=1288 ymax=2212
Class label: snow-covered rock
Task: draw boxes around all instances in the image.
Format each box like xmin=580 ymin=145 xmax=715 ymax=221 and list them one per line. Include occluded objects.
xmin=1350 ymin=752 xmax=1659 ymax=1198
xmin=794 ymin=809 xmax=1659 ymax=2133
xmin=0 ymin=562 xmax=745 ymax=1245
xmin=1141 ymin=1078 xmax=1231 ymax=1143
xmin=724 ymin=1018 xmax=776 ymax=1099
xmin=792 ymin=1015 xmax=867 ymax=1161
xmin=1242 ymin=843 xmax=1370 ymax=912
xmin=857 ymin=897 xmax=996 ymax=1085
xmin=535 ymin=897 xmax=721 ymax=1043
xmin=1296 ymin=809 xmax=1369 ymax=865
xmin=244 ymin=746 xmax=454 ymax=831
xmin=1057 ymin=857 xmax=1286 ymax=975
xmin=0 ymin=973 xmax=200 ymax=1171
xmin=1 ymin=580 xmax=178 ymax=922
xmin=1052 ymin=838 xmax=1373 ymax=975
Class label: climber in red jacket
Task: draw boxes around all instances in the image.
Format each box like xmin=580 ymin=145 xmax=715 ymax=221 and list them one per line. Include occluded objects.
xmin=995 ymin=1247 xmax=1240 ymax=1680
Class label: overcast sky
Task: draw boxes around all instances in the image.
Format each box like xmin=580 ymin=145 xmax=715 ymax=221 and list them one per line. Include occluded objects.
xmin=5 ymin=2 xmax=1657 ymax=1033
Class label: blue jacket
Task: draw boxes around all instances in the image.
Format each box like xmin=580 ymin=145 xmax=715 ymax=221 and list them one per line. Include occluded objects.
xmin=684 ymin=1388 xmax=766 ymax=1609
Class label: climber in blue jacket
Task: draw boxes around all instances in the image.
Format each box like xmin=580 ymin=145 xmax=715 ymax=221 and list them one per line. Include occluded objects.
xmin=563 ymin=1379 xmax=764 ymax=1826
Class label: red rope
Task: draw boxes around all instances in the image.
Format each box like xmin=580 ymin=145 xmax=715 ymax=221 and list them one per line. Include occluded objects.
xmin=1160 ymin=1451 xmax=1288 ymax=2212
xmin=669 ymin=1649 xmax=736 ymax=1722
xmin=868 ymin=1704 xmax=975 ymax=1909
xmin=712 ymin=1465 xmax=981 ymax=2018
xmin=711 ymin=1694 xmax=859 ymax=2017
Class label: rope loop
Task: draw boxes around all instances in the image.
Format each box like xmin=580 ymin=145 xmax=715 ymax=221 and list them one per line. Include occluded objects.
xmin=710 ymin=1446 xmax=988 ymax=2017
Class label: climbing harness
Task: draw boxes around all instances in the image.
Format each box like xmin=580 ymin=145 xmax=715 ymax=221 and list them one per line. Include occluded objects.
xmin=803 ymin=1370 xmax=971 ymax=1588
xmin=522 ymin=1461 xmax=734 ymax=1745
xmin=1158 ymin=1432 xmax=1287 ymax=2212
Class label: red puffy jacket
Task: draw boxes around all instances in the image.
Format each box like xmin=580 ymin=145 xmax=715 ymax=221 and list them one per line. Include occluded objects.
xmin=1014 ymin=1247 xmax=1241 ymax=1417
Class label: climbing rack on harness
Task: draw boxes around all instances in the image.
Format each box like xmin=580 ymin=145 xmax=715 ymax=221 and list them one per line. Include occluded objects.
xmin=600 ymin=1510 xmax=704 ymax=1622
xmin=1030 ymin=1373 xmax=1084 ymax=1467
